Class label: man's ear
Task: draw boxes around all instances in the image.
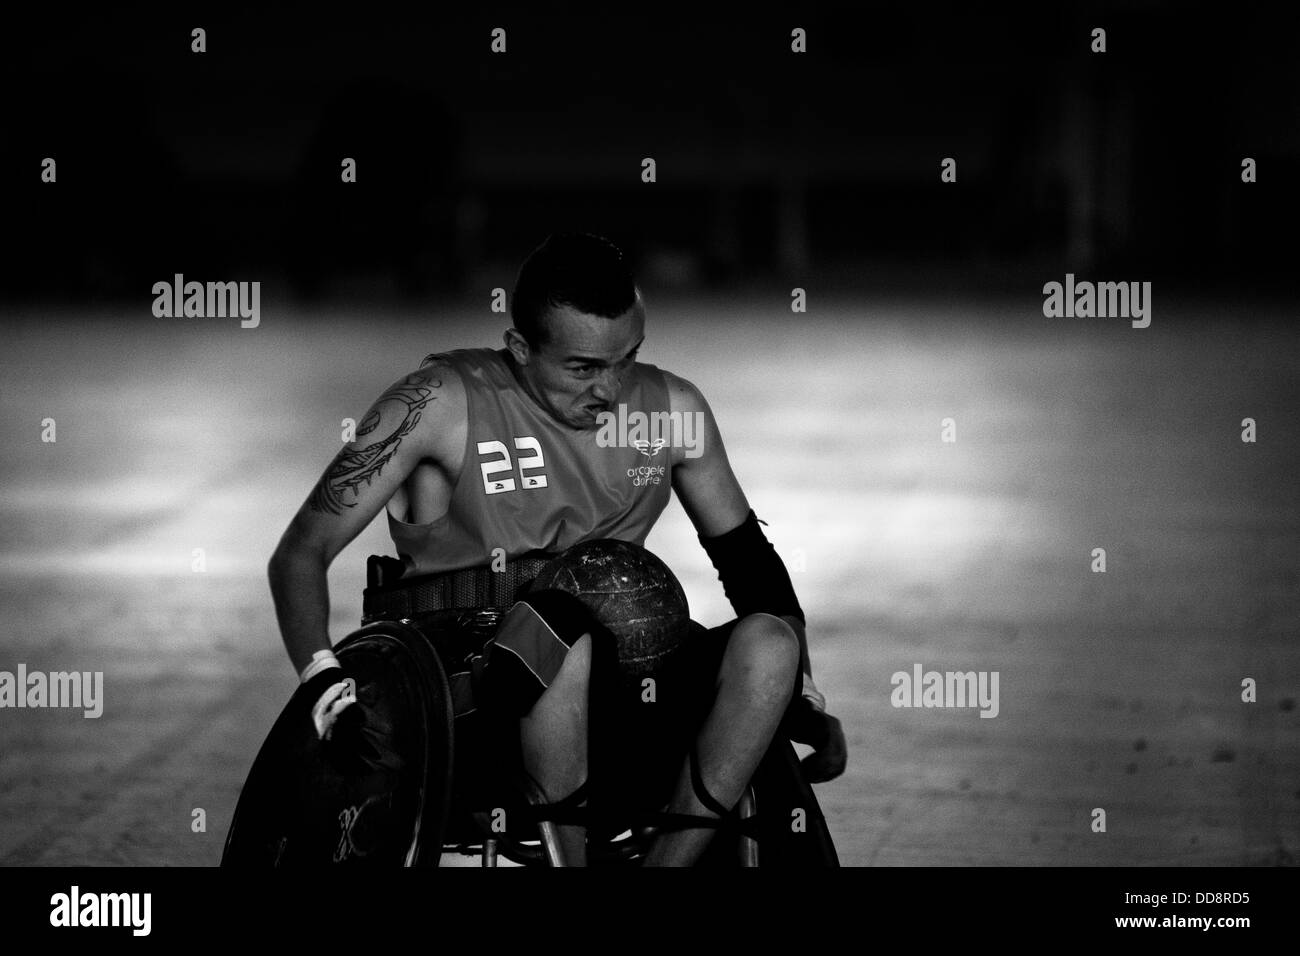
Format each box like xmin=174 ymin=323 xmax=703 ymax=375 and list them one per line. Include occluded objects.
xmin=503 ymin=327 xmax=532 ymax=366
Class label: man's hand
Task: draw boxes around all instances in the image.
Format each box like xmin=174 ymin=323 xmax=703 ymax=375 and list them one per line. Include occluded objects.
xmin=301 ymin=666 xmax=385 ymax=776
xmin=787 ymin=674 xmax=848 ymax=783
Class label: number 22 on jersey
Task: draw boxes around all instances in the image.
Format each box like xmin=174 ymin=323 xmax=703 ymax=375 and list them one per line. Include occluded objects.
xmin=477 ymin=437 xmax=548 ymax=494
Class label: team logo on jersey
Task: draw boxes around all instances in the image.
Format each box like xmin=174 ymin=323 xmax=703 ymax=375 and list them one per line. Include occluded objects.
xmin=632 ymin=438 xmax=668 ymax=457
xmin=626 ymin=464 xmax=666 ymax=487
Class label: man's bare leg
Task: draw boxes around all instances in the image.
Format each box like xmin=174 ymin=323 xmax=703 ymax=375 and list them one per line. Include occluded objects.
xmin=643 ymin=614 xmax=798 ymax=867
xmin=519 ymin=632 xmax=592 ymax=865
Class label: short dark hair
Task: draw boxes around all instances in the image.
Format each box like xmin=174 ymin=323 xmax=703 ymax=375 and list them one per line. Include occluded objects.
xmin=511 ymin=233 xmax=637 ymax=347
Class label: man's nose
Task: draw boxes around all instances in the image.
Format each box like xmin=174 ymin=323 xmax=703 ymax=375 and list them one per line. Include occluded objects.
xmin=590 ymin=368 xmax=622 ymax=402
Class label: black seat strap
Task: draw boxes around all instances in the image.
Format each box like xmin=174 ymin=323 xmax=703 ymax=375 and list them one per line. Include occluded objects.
xmin=689 ymin=746 xmax=732 ymax=818
xmin=527 ymin=780 xmax=590 ymax=824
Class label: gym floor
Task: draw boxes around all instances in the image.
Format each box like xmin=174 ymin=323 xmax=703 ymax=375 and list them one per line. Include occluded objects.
xmin=1 ymin=290 xmax=1296 ymax=865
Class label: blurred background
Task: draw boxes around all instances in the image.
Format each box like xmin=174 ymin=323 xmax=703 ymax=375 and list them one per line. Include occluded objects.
xmin=0 ymin=3 xmax=1296 ymax=867
xmin=3 ymin=3 xmax=1296 ymax=301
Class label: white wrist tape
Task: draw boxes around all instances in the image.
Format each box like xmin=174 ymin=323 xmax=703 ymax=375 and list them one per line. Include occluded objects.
xmin=300 ymin=650 xmax=342 ymax=684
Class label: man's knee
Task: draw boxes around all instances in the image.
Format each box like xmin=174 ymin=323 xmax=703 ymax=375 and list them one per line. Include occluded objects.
xmin=723 ymin=613 xmax=800 ymax=703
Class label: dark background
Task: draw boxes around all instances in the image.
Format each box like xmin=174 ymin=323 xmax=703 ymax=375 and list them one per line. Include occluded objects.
xmin=3 ymin=2 xmax=1295 ymax=304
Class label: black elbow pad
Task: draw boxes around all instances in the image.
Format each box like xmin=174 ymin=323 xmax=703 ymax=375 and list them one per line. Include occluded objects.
xmin=698 ymin=510 xmax=804 ymax=625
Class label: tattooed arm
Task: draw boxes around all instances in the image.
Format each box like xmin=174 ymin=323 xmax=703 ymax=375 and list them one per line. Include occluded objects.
xmin=268 ymin=362 xmax=464 ymax=673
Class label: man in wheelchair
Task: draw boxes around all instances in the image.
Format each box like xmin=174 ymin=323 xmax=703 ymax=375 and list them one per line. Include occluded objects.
xmin=259 ymin=233 xmax=847 ymax=866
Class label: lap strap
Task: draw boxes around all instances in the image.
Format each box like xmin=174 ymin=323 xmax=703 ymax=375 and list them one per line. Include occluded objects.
xmin=690 ymin=746 xmax=732 ymax=818
xmin=527 ymin=780 xmax=590 ymax=825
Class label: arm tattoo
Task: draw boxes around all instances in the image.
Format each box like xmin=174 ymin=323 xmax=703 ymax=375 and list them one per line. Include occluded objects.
xmin=308 ymin=371 xmax=441 ymax=515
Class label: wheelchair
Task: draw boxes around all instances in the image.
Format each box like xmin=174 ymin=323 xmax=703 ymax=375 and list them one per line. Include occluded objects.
xmin=222 ymin=553 xmax=836 ymax=867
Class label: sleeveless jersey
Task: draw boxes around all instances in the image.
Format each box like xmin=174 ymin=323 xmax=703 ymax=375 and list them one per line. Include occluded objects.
xmin=387 ymin=347 xmax=674 ymax=575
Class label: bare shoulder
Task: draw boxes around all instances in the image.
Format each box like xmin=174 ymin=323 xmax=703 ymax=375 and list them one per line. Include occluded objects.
xmin=661 ymin=368 xmax=711 ymax=417
xmin=659 ymin=367 xmax=749 ymax=532
xmin=279 ymin=356 xmax=467 ymax=563
xmin=355 ymin=356 xmax=466 ymax=468
xmin=411 ymin=352 xmax=466 ymax=405
xmin=402 ymin=355 xmax=467 ymax=466
xmin=659 ymin=368 xmax=726 ymax=470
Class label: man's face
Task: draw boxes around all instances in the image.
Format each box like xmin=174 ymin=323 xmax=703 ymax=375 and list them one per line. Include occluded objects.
xmin=509 ymin=297 xmax=646 ymax=430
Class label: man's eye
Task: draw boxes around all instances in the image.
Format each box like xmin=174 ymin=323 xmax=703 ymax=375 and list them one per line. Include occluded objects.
xmin=571 ymin=365 xmax=596 ymax=376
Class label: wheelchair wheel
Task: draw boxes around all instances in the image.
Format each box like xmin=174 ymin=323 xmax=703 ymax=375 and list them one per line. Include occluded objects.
xmin=222 ymin=620 xmax=455 ymax=867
